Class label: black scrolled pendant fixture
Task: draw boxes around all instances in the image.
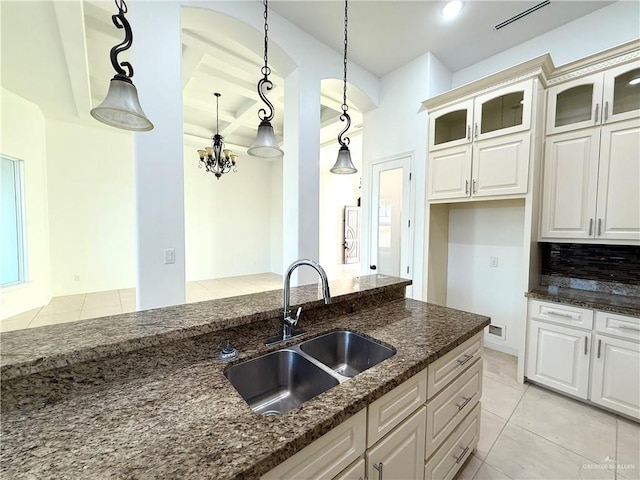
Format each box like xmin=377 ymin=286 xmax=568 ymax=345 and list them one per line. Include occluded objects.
xmin=197 ymin=93 xmax=238 ymax=180
xmin=330 ymin=0 xmax=357 ymax=174
xmin=90 ymin=0 xmax=153 ymax=132
xmin=247 ymin=0 xmax=284 ymax=158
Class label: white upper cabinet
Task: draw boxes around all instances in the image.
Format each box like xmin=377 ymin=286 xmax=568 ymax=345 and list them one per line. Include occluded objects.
xmin=546 ymin=62 xmax=640 ymax=135
xmin=427 ymin=80 xmax=535 ymax=201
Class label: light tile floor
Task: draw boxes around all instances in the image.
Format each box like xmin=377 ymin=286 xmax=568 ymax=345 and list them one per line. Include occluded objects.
xmin=0 ymin=273 xmax=283 ymax=332
xmin=458 ymin=349 xmax=640 ymax=480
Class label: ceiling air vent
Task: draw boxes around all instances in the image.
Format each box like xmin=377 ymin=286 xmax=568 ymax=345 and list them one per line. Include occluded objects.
xmin=494 ymin=0 xmax=551 ymax=30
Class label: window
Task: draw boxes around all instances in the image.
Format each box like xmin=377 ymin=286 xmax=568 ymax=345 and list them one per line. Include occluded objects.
xmin=1 ymin=156 xmax=26 ymax=286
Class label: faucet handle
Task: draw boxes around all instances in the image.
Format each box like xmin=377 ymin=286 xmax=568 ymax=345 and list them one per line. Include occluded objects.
xmin=291 ymin=306 xmax=302 ymax=326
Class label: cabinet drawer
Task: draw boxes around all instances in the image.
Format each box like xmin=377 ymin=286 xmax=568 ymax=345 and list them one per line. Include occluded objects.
xmin=529 ymin=299 xmax=594 ymax=330
xmin=367 ymin=368 xmax=427 ymax=447
xmin=332 ymin=457 xmax=365 ymax=480
xmin=424 ymin=403 xmax=481 ymax=480
xmin=261 ymin=409 xmax=366 ymax=480
xmin=426 ymin=359 xmax=483 ymax=459
xmin=595 ymin=311 xmax=640 ymax=341
xmin=427 ymin=333 xmax=483 ymax=399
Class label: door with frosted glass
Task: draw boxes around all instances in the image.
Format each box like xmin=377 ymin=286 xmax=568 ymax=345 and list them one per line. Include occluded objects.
xmin=369 ymin=157 xmax=412 ymax=283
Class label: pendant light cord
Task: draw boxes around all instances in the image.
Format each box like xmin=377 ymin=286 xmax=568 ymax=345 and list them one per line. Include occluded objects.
xmin=337 ymin=0 xmax=351 ymax=148
xmin=263 ymin=0 xmax=270 ymax=77
xmin=256 ymin=0 xmax=275 ymax=122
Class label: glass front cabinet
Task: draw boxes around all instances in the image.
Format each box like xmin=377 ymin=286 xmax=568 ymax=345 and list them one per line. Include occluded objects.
xmin=427 ymin=80 xmax=533 ymax=201
xmin=546 ymin=62 xmax=640 ymax=135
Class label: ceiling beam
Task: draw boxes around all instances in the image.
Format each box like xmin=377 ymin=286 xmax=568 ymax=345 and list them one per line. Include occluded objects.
xmin=182 ymin=46 xmax=204 ymax=89
xmin=53 ymin=0 xmax=92 ymax=118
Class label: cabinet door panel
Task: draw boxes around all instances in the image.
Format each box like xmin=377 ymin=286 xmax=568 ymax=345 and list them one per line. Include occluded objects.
xmin=333 ymin=458 xmax=365 ymax=480
xmin=602 ymin=62 xmax=640 ymax=124
xmin=546 ymin=73 xmax=604 ymax=135
xmin=367 ymin=407 xmax=426 ymax=480
xmin=427 ymin=146 xmax=472 ymax=201
xmin=595 ymin=119 xmax=640 ymax=241
xmin=591 ymin=335 xmax=640 ymax=420
xmin=471 ymin=132 xmax=530 ymax=197
xmin=429 ymin=100 xmax=474 ymax=152
xmin=473 ymin=80 xmax=532 ymax=141
xmin=526 ymin=320 xmax=591 ymax=399
xmin=539 ymin=129 xmax=600 ymax=239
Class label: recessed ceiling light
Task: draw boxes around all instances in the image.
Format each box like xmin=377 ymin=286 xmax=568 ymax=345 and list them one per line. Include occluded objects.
xmin=442 ymin=0 xmax=463 ymax=20
xmin=629 ymin=77 xmax=640 ymax=86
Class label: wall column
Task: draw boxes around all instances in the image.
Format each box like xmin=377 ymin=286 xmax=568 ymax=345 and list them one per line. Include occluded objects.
xmin=283 ymin=68 xmax=322 ymax=285
xmin=132 ymin=1 xmax=186 ymax=310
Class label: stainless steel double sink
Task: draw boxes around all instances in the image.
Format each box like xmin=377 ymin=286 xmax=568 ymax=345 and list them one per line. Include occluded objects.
xmin=225 ymin=330 xmax=395 ymax=416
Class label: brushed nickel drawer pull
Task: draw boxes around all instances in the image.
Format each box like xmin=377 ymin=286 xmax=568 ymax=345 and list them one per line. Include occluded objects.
xmin=546 ymin=310 xmax=575 ymax=319
xmin=588 ymin=218 xmax=593 ymax=237
xmin=474 ymin=123 xmax=479 ymax=139
xmin=465 ymin=180 xmax=469 ymax=195
xmin=597 ymin=339 xmax=602 ymax=359
xmin=373 ymin=462 xmax=383 ymax=480
xmin=584 ymin=336 xmax=588 ymax=355
xmin=598 ymin=218 xmax=602 ymax=236
xmin=594 ymin=103 xmax=599 ymax=123
xmin=604 ymin=101 xmax=609 ymax=122
xmin=456 ymin=354 xmax=474 ymax=366
xmin=454 ymin=446 xmax=470 ymax=464
xmin=618 ymin=325 xmax=640 ymax=332
xmin=467 ymin=125 xmax=471 ymax=140
xmin=455 ymin=395 xmax=474 ymax=411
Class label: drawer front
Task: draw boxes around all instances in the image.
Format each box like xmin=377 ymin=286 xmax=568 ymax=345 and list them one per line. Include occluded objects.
xmin=428 ymin=333 xmax=483 ymax=399
xmin=426 ymin=359 xmax=483 ymax=459
xmin=261 ymin=409 xmax=366 ymax=480
xmin=595 ymin=311 xmax=640 ymax=341
xmin=424 ymin=403 xmax=481 ymax=480
xmin=367 ymin=368 xmax=428 ymax=448
xmin=529 ymin=299 xmax=594 ymax=330
xmin=332 ymin=457 xmax=365 ymax=480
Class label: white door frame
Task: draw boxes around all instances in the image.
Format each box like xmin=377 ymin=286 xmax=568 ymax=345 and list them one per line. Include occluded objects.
xmin=367 ymin=153 xmax=415 ymax=293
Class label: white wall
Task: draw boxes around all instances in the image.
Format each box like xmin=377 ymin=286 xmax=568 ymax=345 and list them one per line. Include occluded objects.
xmin=270 ymin=158 xmax=283 ymax=275
xmin=319 ymin=134 xmax=362 ymax=276
xmin=46 ymin=120 xmax=135 ymax=295
xmin=453 ymin=1 xmax=640 ymax=87
xmin=0 ymin=88 xmax=51 ymax=319
xmin=446 ymin=201 xmax=525 ymax=354
xmin=184 ymin=142 xmax=275 ymax=280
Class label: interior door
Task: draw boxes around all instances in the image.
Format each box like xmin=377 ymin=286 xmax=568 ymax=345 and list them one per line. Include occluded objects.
xmin=343 ymin=206 xmax=360 ymax=264
xmin=369 ymin=157 xmax=412 ymax=286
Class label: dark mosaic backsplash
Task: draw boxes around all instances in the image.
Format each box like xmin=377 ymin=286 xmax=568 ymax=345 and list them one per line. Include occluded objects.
xmin=541 ymin=243 xmax=640 ymax=285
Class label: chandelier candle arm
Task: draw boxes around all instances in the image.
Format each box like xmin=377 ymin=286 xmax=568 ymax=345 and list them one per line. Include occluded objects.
xmin=330 ymin=0 xmax=357 ymax=174
xmin=90 ymin=0 xmax=153 ymax=132
xmin=248 ymin=0 xmax=284 ymax=158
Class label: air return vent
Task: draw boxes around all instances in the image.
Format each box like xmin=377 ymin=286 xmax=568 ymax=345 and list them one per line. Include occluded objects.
xmin=487 ymin=324 xmax=506 ymax=340
xmin=494 ymin=0 xmax=551 ymax=30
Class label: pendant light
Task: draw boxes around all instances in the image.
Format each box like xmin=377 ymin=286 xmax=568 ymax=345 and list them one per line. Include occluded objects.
xmin=197 ymin=93 xmax=238 ymax=180
xmin=247 ymin=0 xmax=283 ymax=158
xmin=90 ymin=0 xmax=153 ymax=132
xmin=330 ymin=0 xmax=357 ymax=174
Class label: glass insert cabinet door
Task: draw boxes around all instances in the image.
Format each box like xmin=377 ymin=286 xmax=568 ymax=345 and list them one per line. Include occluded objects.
xmin=429 ymin=99 xmax=474 ymax=151
xmin=603 ymin=63 xmax=640 ymax=124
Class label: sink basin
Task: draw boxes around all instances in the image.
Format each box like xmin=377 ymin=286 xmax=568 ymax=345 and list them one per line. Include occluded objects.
xmin=225 ymin=350 xmax=339 ymax=416
xmin=300 ymin=330 xmax=395 ymax=377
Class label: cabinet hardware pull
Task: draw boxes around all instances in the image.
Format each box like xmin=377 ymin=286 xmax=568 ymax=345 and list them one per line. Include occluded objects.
xmin=546 ymin=310 xmax=574 ymax=319
xmin=373 ymin=462 xmax=383 ymax=480
xmin=465 ymin=180 xmax=469 ymax=195
xmin=455 ymin=394 xmax=474 ymax=410
xmin=472 ymin=179 xmax=477 ymax=194
xmin=594 ymin=104 xmax=599 ymax=123
xmin=584 ymin=336 xmax=588 ymax=355
xmin=598 ymin=218 xmax=602 ymax=236
xmin=456 ymin=354 xmax=474 ymax=366
xmin=454 ymin=446 xmax=470 ymax=464
xmin=618 ymin=325 xmax=640 ymax=332
xmin=604 ymin=101 xmax=609 ymax=122
xmin=474 ymin=123 xmax=479 ymax=139
xmin=467 ymin=125 xmax=471 ymax=140
xmin=597 ymin=339 xmax=602 ymax=359
xmin=588 ymin=218 xmax=593 ymax=237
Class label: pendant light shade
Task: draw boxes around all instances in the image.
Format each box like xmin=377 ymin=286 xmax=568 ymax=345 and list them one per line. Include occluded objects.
xmin=91 ymin=77 xmax=153 ymax=132
xmin=90 ymin=0 xmax=153 ymax=132
xmin=249 ymin=0 xmax=283 ymax=158
xmin=330 ymin=0 xmax=357 ymax=175
xmin=330 ymin=146 xmax=357 ymax=174
xmin=247 ymin=120 xmax=283 ymax=157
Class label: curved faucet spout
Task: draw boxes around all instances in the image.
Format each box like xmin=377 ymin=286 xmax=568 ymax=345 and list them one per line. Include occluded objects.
xmin=284 ymin=259 xmax=331 ymax=322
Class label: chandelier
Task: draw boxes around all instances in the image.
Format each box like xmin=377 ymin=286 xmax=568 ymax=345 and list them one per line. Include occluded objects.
xmin=330 ymin=0 xmax=357 ymax=174
xmin=247 ymin=0 xmax=284 ymax=158
xmin=197 ymin=93 xmax=238 ymax=179
xmin=90 ymin=0 xmax=153 ymax=132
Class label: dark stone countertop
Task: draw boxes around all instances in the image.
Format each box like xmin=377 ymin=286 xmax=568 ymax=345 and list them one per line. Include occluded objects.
xmin=526 ymin=286 xmax=640 ymax=317
xmin=0 ymin=276 xmax=490 ymax=480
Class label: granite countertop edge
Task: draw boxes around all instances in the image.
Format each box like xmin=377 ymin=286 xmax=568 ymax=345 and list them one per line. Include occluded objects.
xmin=0 ymin=275 xmax=412 ymax=381
xmin=526 ymin=289 xmax=640 ymax=317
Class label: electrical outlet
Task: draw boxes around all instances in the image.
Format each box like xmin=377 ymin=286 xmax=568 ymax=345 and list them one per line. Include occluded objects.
xmin=164 ymin=248 xmax=176 ymax=264
xmin=73 ymin=274 xmax=80 ymax=281
xmin=489 ymin=256 xmax=499 ymax=268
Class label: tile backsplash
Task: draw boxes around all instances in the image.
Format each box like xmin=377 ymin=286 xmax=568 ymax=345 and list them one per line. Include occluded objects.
xmin=541 ymin=243 xmax=640 ymax=285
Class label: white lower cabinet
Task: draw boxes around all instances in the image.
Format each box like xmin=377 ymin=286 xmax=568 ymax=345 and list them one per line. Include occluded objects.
xmin=527 ymin=299 xmax=640 ymax=419
xmin=366 ymin=407 xmax=426 ymax=480
xmin=262 ymin=333 xmax=485 ymax=480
